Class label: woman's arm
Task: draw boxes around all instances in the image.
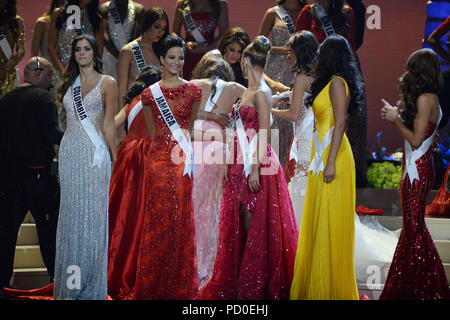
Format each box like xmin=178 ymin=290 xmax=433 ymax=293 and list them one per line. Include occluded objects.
xmin=116 ymin=45 xmax=132 ymax=110
xmin=206 ymin=0 xmax=229 ymax=50
xmin=381 ymin=94 xmax=434 ymax=149
xmin=426 ymin=19 xmax=450 ymax=62
xmin=31 ymin=18 xmax=45 ymax=57
xmin=48 ymin=9 xmax=65 ymax=75
xmin=271 ymin=74 xmax=309 ymax=121
xmin=324 ymin=77 xmax=350 ymax=183
xmin=102 ymin=76 xmax=118 ymax=165
xmin=3 ymin=16 xmax=25 ymax=72
xmin=172 ymin=0 xmax=184 ymax=36
xmin=264 ymin=73 xmax=290 ymax=94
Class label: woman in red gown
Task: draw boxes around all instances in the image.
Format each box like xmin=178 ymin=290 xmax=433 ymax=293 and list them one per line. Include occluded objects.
xmin=380 ymin=49 xmax=450 ymax=300
xmin=172 ymin=0 xmax=229 ymax=80
xmin=107 ymin=65 xmax=162 ymax=300
xmin=127 ymin=35 xmax=202 ymax=299
xmin=199 ymin=36 xmax=298 ymax=300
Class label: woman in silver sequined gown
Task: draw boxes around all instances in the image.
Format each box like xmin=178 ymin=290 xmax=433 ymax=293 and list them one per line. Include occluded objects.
xmin=259 ymin=0 xmax=305 ymax=168
xmin=53 ymin=35 xmax=117 ymax=300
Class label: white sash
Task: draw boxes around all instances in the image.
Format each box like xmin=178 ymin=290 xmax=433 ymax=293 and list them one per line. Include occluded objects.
xmin=150 ymin=82 xmax=194 ymax=177
xmin=127 ymin=100 xmax=142 ymax=130
xmin=130 ymin=40 xmax=147 ymax=71
xmin=234 ymin=100 xmax=258 ymax=177
xmin=0 ymin=31 xmax=13 ymax=60
xmin=109 ymin=0 xmax=129 ymax=50
xmin=183 ymin=6 xmax=207 ymax=45
xmin=403 ymin=107 xmax=442 ymax=184
xmin=289 ymin=108 xmax=314 ymax=162
xmin=315 ymin=3 xmax=335 ymax=37
xmin=72 ymin=75 xmax=109 ymax=168
xmin=309 ymin=126 xmax=334 ymax=175
xmin=194 ymin=81 xmax=224 ymax=130
xmin=274 ymin=5 xmax=296 ymax=35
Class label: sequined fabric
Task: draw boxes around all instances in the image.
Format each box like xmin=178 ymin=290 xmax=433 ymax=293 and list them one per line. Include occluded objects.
xmin=125 ymin=82 xmax=202 ymax=300
xmin=198 ymin=104 xmax=299 ymax=300
xmin=285 ymin=103 xmax=314 ymax=228
xmin=380 ymin=123 xmax=450 ymax=300
xmin=183 ymin=12 xmax=217 ymax=80
xmin=192 ymin=120 xmax=225 ymax=289
xmin=425 ymin=164 xmax=450 ymax=218
xmin=266 ymin=27 xmax=295 ymax=169
xmin=0 ymin=16 xmax=25 ymax=98
xmin=53 ymin=76 xmax=111 ymax=300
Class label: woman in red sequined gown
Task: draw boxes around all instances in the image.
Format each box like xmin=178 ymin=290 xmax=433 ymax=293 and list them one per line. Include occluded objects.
xmin=380 ymin=49 xmax=450 ymax=300
xmin=173 ymin=0 xmax=229 ymax=80
xmin=199 ymin=36 xmax=298 ymax=300
xmin=107 ymin=66 xmax=162 ymax=300
xmin=127 ymin=36 xmax=202 ymax=299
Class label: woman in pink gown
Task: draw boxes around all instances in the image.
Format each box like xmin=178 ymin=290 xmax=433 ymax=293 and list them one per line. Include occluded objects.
xmin=190 ymin=56 xmax=246 ymax=289
xmin=199 ymin=36 xmax=298 ymax=300
xmin=380 ymin=49 xmax=450 ymax=300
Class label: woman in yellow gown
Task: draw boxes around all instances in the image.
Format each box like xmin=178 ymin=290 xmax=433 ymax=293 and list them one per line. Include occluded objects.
xmin=290 ymin=35 xmax=364 ymax=300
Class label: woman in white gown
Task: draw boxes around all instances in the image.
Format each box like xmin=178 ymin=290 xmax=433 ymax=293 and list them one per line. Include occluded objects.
xmin=272 ymin=31 xmax=400 ymax=289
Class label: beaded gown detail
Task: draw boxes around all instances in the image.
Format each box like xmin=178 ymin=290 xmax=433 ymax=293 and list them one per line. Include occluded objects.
xmin=266 ymin=27 xmax=295 ymax=169
xmin=380 ymin=122 xmax=450 ymax=300
xmin=126 ymin=82 xmax=202 ymax=300
xmin=199 ymin=104 xmax=299 ymax=300
xmin=182 ymin=12 xmax=217 ymax=80
xmin=54 ymin=75 xmax=111 ymax=300
xmin=107 ymin=96 xmax=152 ymax=299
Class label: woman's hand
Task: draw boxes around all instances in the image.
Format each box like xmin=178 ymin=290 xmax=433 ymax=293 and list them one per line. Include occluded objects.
xmin=380 ymin=99 xmax=399 ymax=122
xmin=249 ymin=165 xmax=260 ymax=192
xmin=323 ymin=162 xmax=335 ymax=183
xmin=222 ymin=164 xmax=228 ymax=182
xmin=214 ymin=112 xmax=230 ymax=128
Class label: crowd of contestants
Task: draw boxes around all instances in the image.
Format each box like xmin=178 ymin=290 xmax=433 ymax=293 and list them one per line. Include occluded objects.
xmin=0 ymin=0 xmax=449 ymax=300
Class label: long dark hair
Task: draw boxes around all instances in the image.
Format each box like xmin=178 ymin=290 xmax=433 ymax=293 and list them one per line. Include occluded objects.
xmin=306 ymin=35 xmax=364 ymax=114
xmin=45 ymin=0 xmax=66 ymax=17
xmin=182 ymin=0 xmax=221 ymax=19
xmin=0 ymin=0 xmax=19 ymax=34
xmin=288 ymin=30 xmax=319 ymax=75
xmin=57 ymin=34 xmax=103 ymax=105
xmin=400 ymin=49 xmax=443 ymax=130
xmin=313 ymin=0 xmax=350 ymax=35
xmin=140 ymin=7 xmax=170 ymax=58
xmin=217 ymin=27 xmax=250 ymax=87
xmin=56 ymin=0 xmax=101 ymax=33
xmin=123 ymin=65 xmax=162 ymax=105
